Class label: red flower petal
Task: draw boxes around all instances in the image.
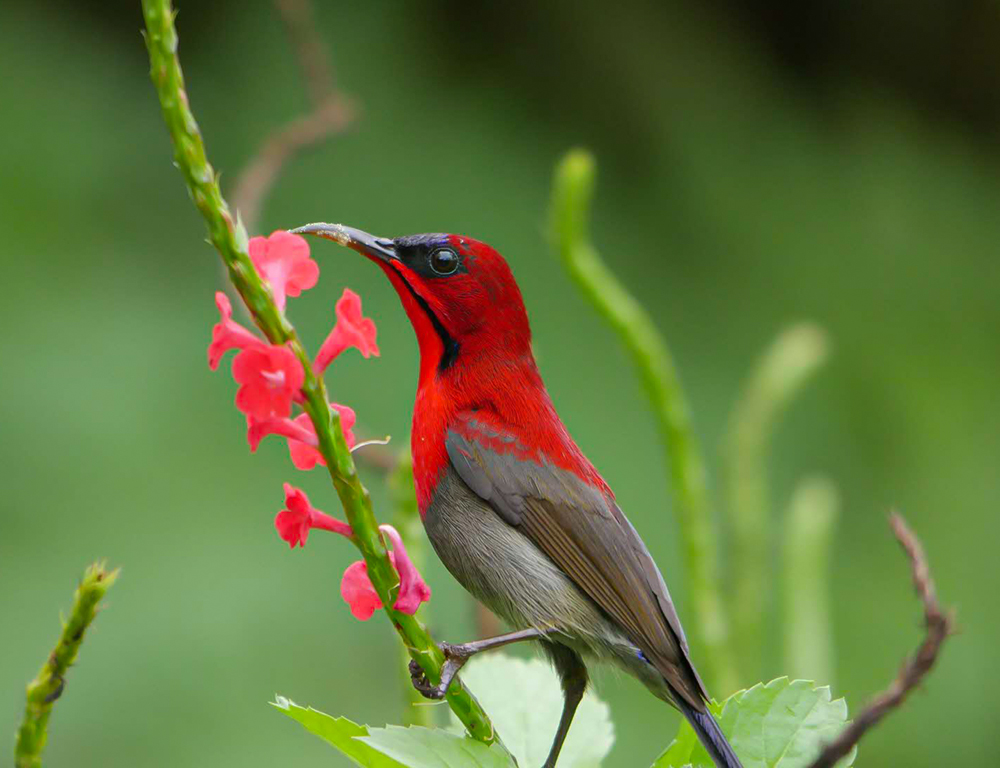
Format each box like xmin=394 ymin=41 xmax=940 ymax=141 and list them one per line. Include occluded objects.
xmin=248 ymin=231 xmax=319 ymax=312
xmin=287 ymin=405 xmax=356 ymax=469
xmin=315 ymin=289 xmax=380 ymax=373
xmin=340 ymin=560 xmax=383 ymax=621
xmin=286 ymin=413 xmax=324 ymax=470
xmin=208 ymin=292 xmax=265 ymax=370
xmin=246 ymin=414 xmax=317 ymax=453
xmin=274 ymin=483 xmax=352 ymax=548
xmin=232 ymin=344 xmax=304 ymax=419
xmin=337 ymin=526 xmax=431 ymax=622
xmin=380 ymin=525 xmax=432 ymax=615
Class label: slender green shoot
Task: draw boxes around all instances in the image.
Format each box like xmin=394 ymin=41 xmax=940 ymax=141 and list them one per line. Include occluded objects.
xmin=782 ymin=476 xmax=839 ymax=685
xmin=550 ymin=148 xmax=737 ymax=693
xmin=725 ymin=322 xmax=828 ymax=677
xmin=16 ymin=562 xmax=119 ymax=768
xmin=141 ymin=0 xmax=499 ymax=747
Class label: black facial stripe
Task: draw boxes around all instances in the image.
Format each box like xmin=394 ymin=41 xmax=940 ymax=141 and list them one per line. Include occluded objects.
xmin=399 ymin=275 xmax=460 ymax=372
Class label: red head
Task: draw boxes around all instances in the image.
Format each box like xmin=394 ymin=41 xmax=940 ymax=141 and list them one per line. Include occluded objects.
xmin=292 ymin=224 xmax=534 ymax=387
xmin=292 ymin=222 xmax=606 ymax=510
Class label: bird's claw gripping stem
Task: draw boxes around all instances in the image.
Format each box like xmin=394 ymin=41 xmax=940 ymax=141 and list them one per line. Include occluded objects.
xmin=407 ymin=629 xmax=550 ymax=700
xmin=409 ymin=642 xmax=475 ymax=700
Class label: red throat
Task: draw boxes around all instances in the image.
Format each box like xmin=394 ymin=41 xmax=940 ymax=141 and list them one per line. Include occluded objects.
xmin=376 ymin=261 xmax=445 ymax=388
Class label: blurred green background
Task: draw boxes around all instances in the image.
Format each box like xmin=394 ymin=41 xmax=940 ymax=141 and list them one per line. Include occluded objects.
xmin=2 ymin=1 xmax=997 ymax=765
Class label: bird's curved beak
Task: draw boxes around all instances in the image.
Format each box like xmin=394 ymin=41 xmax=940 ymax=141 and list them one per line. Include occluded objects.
xmin=289 ymin=222 xmax=397 ymax=263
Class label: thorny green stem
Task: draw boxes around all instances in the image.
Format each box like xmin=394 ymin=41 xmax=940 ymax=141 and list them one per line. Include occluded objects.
xmin=15 ymin=562 xmax=119 ymax=768
xmin=550 ymin=149 xmax=737 ymax=693
xmin=141 ymin=0 xmax=500 ymax=748
xmin=724 ymin=322 xmax=828 ymax=678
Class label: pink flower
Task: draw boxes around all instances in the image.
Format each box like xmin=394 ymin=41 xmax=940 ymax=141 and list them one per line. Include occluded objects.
xmin=286 ymin=413 xmax=325 ymax=470
xmin=249 ymin=231 xmax=319 ymax=312
xmin=339 ymin=525 xmax=431 ymax=621
xmin=274 ymin=483 xmax=352 ymax=548
xmin=341 ymin=560 xmax=383 ymax=621
xmin=208 ymin=292 xmax=265 ymax=370
xmin=246 ymin=414 xmax=317 ymax=453
xmin=315 ymin=289 xmax=380 ymax=373
xmin=272 ymin=487 xmax=431 ymax=620
xmin=380 ymin=525 xmax=432 ymax=614
xmin=245 ymin=405 xmax=356 ymax=469
xmin=232 ymin=344 xmax=304 ymax=419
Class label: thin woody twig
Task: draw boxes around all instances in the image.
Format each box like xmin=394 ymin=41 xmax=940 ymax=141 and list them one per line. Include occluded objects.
xmin=230 ymin=0 xmax=355 ymax=231
xmin=274 ymin=0 xmax=337 ymax=106
xmin=807 ymin=513 xmax=952 ymax=768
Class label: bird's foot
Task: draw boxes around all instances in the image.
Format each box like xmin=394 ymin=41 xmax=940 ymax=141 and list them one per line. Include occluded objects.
xmin=408 ymin=659 xmax=446 ymax=699
xmin=408 ymin=642 xmax=475 ymax=700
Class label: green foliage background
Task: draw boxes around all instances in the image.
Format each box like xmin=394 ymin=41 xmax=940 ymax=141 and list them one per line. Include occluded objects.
xmin=1 ymin=1 xmax=996 ymax=765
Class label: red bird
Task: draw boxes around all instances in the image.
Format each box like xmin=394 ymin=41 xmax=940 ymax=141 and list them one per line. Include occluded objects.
xmin=293 ymin=223 xmax=742 ymax=768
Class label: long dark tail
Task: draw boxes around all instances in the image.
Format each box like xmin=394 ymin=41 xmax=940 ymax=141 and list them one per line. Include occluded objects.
xmin=676 ymin=697 xmax=743 ymax=768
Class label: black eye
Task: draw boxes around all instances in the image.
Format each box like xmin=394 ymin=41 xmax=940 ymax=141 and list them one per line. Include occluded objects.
xmin=429 ymin=248 xmax=459 ymax=275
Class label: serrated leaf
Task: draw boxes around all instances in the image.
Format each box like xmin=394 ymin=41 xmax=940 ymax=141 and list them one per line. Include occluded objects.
xmin=447 ymin=654 xmax=614 ymax=768
xmin=271 ymin=695 xmax=406 ymax=767
xmin=361 ymin=725 xmax=515 ymax=768
xmin=652 ymin=678 xmax=856 ymax=768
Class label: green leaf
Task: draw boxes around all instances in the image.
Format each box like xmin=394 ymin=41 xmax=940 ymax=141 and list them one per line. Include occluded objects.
xmin=448 ymin=654 xmax=614 ymax=767
xmin=360 ymin=725 xmax=515 ymax=768
xmin=653 ymin=678 xmax=856 ymax=768
xmin=271 ymin=695 xmax=406 ymax=767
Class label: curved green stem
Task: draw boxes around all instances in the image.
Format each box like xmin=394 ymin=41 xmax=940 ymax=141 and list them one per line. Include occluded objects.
xmin=725 ymin=322 xmax=828 ymax=677
xmin=550 ymin=149 xmax=737 ymax=693
xmin=141 ymin=0 xmax=499 ymax=747
xmin=15 ymin=562 xmax=118 ymax=768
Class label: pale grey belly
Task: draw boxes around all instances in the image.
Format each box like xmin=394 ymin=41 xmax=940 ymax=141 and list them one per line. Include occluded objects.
xmin=425 ymin=467 xmax=663 ymax=691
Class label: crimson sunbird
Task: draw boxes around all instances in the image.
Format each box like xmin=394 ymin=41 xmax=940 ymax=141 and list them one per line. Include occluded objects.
xmin=292 ymin=223 xmax=742 ymax=768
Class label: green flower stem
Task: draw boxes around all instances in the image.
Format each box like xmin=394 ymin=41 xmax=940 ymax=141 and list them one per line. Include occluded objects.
xmin=550 ymin=149 xmax=737 ymax=693
xmin=15 ymin=562 xmax=119 ymax=768
xmin=782 ymin=476 xmax=838 ymax=686
xmin=389 ymin=452 xmax=436 ymax=728
xmin=724 ymin=322 xmax=828 ymax=678
xmin=141 ymin=0 xmax=499 ymax=748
